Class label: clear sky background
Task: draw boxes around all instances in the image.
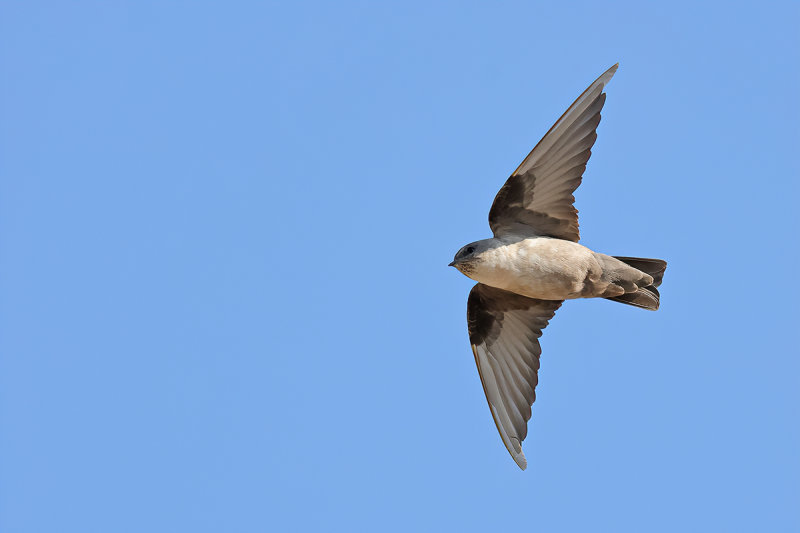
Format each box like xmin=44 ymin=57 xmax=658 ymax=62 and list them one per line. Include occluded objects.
xmin=1 ymin=2 xmax=798 ymax=532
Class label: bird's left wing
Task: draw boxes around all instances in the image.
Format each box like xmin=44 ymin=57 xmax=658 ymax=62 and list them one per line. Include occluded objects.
xmin=467 ymin=283 xmax=562 ymax=470
xmin=488 ymin=64 xmax=617 ymax=241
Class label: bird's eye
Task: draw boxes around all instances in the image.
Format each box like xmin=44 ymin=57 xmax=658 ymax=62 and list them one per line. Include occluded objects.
xmin=465 ymin=246 xmax=475 ymax=255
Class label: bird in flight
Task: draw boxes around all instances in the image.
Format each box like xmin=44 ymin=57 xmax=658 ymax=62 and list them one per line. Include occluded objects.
xmin=449 ymin=64 xmax=666 ymax=470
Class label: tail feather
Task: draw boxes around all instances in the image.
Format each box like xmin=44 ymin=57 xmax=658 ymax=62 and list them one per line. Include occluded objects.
xmin=612 ymin=256 xmax=666 ymax=287
xmin=607 ymin=285 xmax=660 ymax=310
xmin=605 ymin=256 xmax=667 ymax=311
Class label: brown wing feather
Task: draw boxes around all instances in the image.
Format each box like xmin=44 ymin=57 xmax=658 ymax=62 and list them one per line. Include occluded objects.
xmin=467 ymin=283 xmax=562 ymax=470
xmin=488 ymin=64 xmax=618 ymax=241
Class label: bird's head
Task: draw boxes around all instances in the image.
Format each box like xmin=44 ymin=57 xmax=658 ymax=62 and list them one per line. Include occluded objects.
xmin=449 ymin=240 xmax=492 ymax=275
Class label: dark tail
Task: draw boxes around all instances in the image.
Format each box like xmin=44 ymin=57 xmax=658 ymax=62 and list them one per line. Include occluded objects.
xmin=605 ymin=257 xmax=667 ymax=311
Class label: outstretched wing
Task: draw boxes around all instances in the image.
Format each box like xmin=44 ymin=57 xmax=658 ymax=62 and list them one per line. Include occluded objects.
xmin=467 ymin=283 xmax=562 ymax=470
xmin=488 ymin=64 xmax=618 ymax=241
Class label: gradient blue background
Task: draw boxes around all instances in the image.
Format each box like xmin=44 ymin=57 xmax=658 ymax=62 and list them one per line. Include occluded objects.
xmin=2 ymin=2 xmax=798 ymax=532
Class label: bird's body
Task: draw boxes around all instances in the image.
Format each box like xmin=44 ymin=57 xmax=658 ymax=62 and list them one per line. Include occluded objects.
xmin=450 ymin=64 xmax=667 ymax=470
xmin=456 ymin=236 xmax=652 ymax=301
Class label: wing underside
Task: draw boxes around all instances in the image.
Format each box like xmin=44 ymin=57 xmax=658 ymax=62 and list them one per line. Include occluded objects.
xmin=467 ymin=283 xmax=562 ymax=469
xmin=488 ymin=64 xmax=618 ymax=241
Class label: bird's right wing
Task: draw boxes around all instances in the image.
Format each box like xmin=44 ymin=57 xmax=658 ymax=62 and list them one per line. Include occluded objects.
xmin=467 ymin=283 xmax=562 ymax=470
xmin=488 ymin=64 xmax=617 ymax=241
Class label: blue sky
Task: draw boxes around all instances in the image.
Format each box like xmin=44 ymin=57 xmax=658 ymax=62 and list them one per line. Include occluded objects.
xmin=1 ymin=2 xmax=798 ymax=532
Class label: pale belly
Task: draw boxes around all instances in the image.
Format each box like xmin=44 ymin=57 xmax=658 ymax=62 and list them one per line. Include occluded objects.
xmin=469 ymin=237 xmax=604 ymax=300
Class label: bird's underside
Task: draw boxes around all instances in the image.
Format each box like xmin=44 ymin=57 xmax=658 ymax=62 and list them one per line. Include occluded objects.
xmin=462 ymin=236 xmax=658 ymax=301
xmin=452 ymin=64 xmax=667 ymax=469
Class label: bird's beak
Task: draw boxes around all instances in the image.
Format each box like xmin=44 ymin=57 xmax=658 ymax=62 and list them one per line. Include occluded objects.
xmin=448 ymin=261 xmax=456 ymax=267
